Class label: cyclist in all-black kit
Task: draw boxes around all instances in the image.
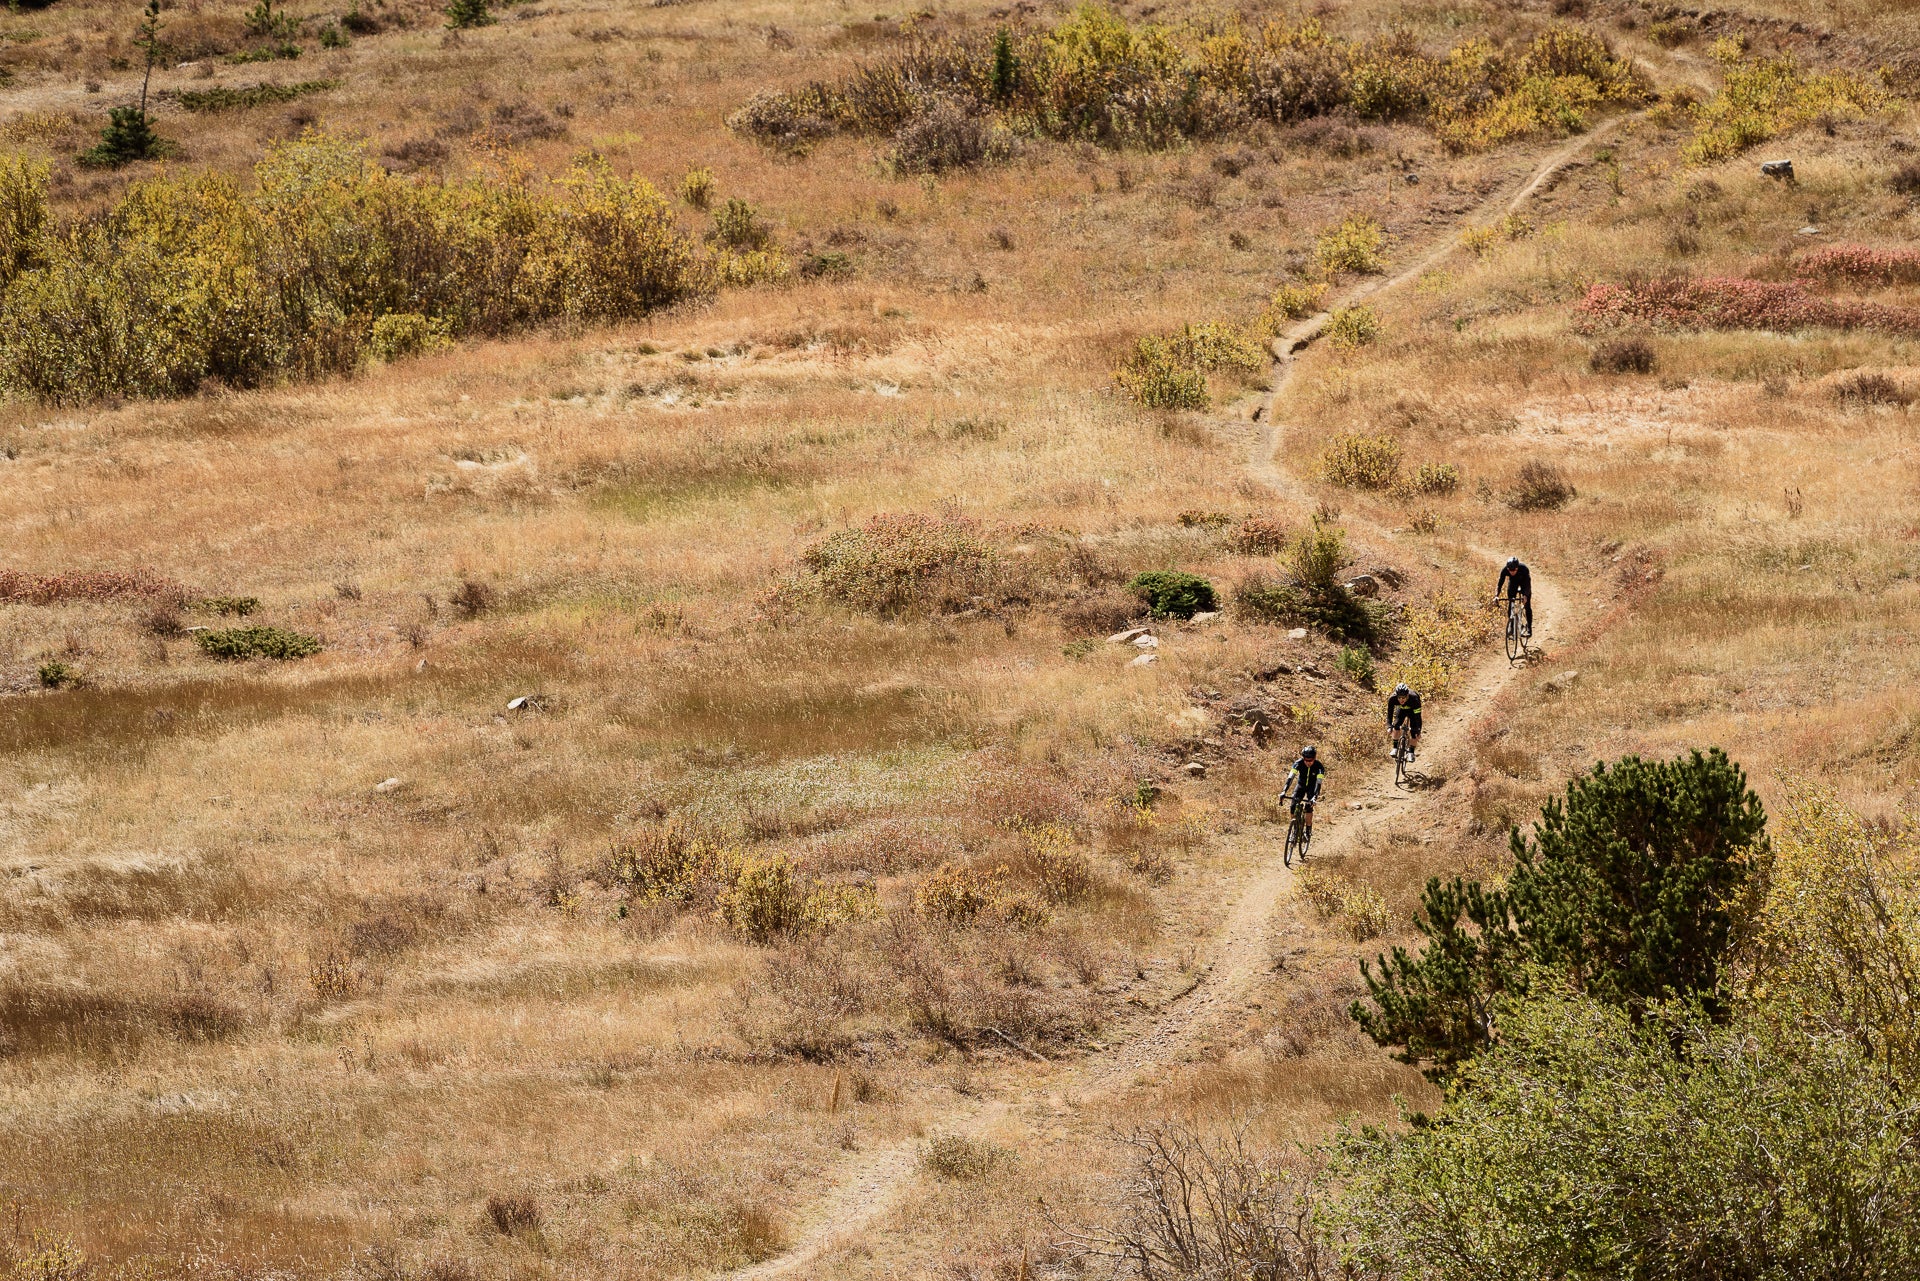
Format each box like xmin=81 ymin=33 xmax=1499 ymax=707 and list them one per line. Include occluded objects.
xmin=1281 ymin=745 xmax=1326 ymax=839
xmin=1386 ymin=683 xmax=1422 ymax=762
xmin=1497 ymin=556 xmax=1533 ymax=637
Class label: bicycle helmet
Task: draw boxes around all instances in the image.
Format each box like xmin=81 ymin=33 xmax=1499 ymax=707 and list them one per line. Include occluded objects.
xmin=1301 ymin=744 xmax=1317 ymax=758
xmin=1506 ymin=555 xmax=1521 ymax=567
xmin=1394 ymin=683 xmax=1411 ymax=696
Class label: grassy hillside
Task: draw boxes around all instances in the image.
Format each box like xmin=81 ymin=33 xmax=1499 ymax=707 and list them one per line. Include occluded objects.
xmin=2 ymin=0 xmax=1918 ymax=1277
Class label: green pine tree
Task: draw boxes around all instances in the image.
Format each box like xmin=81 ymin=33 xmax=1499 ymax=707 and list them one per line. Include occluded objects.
xmin=989 ymin=27 xmax=1018 ymax=103
xmin=80 ymin=0 xmax=168 ymax=167
xmin=445 ymin=0 xmax=493 ymax=31
xmin=1353 ymin=747 xmax=1770 ymax=1081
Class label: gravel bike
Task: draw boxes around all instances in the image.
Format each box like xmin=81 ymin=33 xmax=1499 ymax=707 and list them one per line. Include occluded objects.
xmin=1391 ymin=722 xmax=1415 ymax=787
xmin=1283 ymin=797 xmax=1313 ymax=867
xmin=1503 ymin=593 xmax=1531 ymax=664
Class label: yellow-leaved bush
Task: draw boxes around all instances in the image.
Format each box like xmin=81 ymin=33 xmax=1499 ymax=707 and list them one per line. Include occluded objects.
xmin=1750 ymin=789 xmax=1920 ymax=1086
xmin=0 ymin=132 xmax=776 ymax=404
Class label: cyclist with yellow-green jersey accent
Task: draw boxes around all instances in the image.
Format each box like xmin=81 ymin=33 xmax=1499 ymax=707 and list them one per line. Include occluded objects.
xmin=1281 ymin=744 xmax=1326 ymax=839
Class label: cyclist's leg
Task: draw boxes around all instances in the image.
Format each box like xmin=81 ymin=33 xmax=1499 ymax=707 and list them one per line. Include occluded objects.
xmin=1302 ymin=799 xmax=1315 ymax=833
xmin=1409 ymin=714 xmax=1422 ymax=759
xmin=1523 ymin=594 xmax=1533 ymax=635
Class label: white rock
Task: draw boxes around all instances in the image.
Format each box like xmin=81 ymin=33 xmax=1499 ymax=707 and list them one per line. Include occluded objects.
xmin=1287 ymin=628 xmax=1309 ymax=641
xmin=1191 ymin=611 xmax=1221 ymax=623
xmin=1183 ymin=761 xmax=1207 ymax=776
xmin=1108 ymin=626 xmax=1152 ymax=644
xmin=374 ymin=777 xmax=403 ymax=793
xmin=1129 ymin=653 xmax=1159 ymax=667
xmin=507 ymin=696 xmax=532 ymax=711
xmin=1558 ymin=670 xmax=1580 ymax=683
xmin=1133 ymin=634 xmax=1159 ymax=648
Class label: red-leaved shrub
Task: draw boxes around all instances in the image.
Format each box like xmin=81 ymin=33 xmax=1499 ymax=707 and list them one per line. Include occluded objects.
xmin=1794 ymin=245 xmax=1920 ymax=288
xmin=1575 ymin=276 xmax=1920 ymax=336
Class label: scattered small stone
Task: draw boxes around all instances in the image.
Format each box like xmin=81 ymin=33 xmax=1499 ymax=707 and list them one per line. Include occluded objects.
xmin=1760 ymin=158 xmax=1794 ymax=179
xmin=1183 ymin=762 xmax=1207 ymax=777
xmin=1130 ymin=652 xmax=1159 ymax=667
xmin=1201 ymin=737 xmax=1224 ymax=748
xmin=1133 ymin=634 xmax=1159 ymax=648
xmin=1287 ymin=627 xmax=1308 ymax=641
xmin=1345 ymin=574 xmax=1380 ymax=598
xmin=1558 ymin=670 xmax=1580 ymax=683
xmin=1797 ymin=224 xmax=1822 ymax=236
xmin=1253 ymin=663 xmax=1292 ymax=681
xmin=1109 ymin=626 xmax=1153 ymax=644
xmin=374 ymin=777 xmax=403 ymax=793
xmin=1190 ymin=610 xmax=1221 ymax=623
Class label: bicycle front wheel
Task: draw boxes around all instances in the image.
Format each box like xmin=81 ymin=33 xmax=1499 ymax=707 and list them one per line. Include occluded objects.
xmin=1505 ymin=603 xmax=1522 ymax=662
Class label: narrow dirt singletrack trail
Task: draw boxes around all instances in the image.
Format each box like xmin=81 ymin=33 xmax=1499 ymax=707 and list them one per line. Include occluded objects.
xmin=717 ymin=115 xmax=1624 ymax=1281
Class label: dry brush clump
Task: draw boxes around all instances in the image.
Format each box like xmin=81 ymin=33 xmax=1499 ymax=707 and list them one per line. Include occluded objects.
xmin=1061 ymin=1123 xmax=1341 ymax=1279
xmin=1234 ymin=519 xmax=1387 ymax=645
xmin=794 ymin=511 xmax=1000 ymax=616
xmin=731 ymin=10 xmax=1645 ymax=160
xmin=1296 ymin=866 xmax=1394 ymax=941
xmin=598 ymin=825 xmax=877 ymax=944
xmin=0 ymin=567 xmax=190 ymax=605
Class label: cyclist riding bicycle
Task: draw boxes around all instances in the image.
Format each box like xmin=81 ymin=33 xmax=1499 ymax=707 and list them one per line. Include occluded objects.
xmin=1386 ymin=683 xmax=1422 ymax=762
xmin=1496 ymin=556 xmax=1533 ymax=637
xmin=1281 ymin=744 xmax=1326 ymax=839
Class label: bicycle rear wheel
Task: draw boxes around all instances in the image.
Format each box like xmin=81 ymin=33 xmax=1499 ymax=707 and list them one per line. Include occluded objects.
xmin=1284 ymin=815 xmax=1301 ymax=867
xmin=1394 ymin=736 xmax=1407 ymax=786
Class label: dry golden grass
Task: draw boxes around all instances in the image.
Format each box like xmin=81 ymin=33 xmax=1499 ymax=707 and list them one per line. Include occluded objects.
xmin=4 ymin=0 xmax=1920 ymax=1276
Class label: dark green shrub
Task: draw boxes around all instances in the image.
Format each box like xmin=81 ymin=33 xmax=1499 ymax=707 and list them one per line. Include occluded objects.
xmin=445 ymin=0 xmax=492 ymax=29
xmin=196 ymin=625 xmax=322 ymax=660
xmin=990 ymin=27 xmax=1019 ymax=102
xmin=37 ymin=660 xmax=75 ymax=688
xmin=1127 ymin=570 xmax=1216 ymax=619
xmin=79 ymin=107 xmax=169 ymax=168
xmin=196 ymin=595 xmax=260 ymax=617
xmin=175 ymin=80 xmax=337 ymax=113
xmin=1353 ymin=748 xmax=1768 ymax=1080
